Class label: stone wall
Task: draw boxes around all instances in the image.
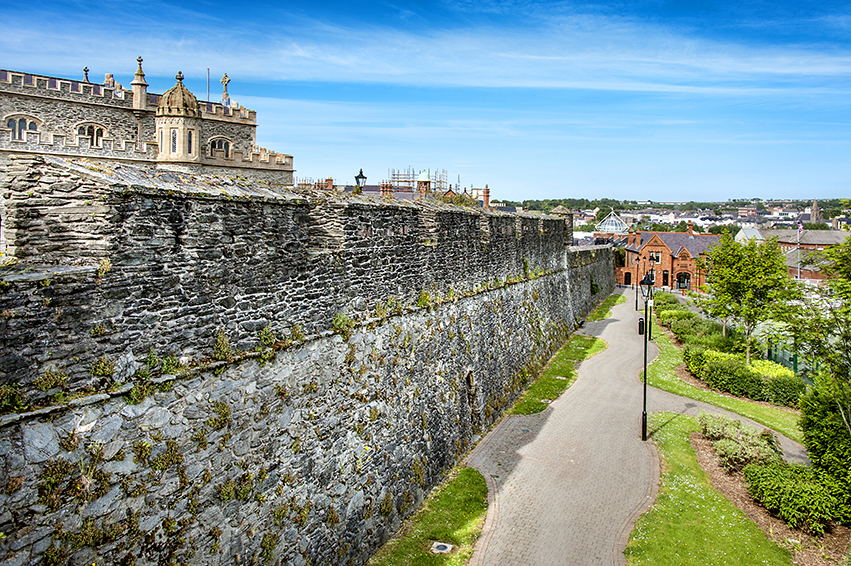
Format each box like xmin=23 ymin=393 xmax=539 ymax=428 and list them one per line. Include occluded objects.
xmin=0 ymin=155 xmax=614 ymax=566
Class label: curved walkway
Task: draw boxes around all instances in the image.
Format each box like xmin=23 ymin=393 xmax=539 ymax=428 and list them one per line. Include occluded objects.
xmin=465 ymin=288 xmax=806 ymax=566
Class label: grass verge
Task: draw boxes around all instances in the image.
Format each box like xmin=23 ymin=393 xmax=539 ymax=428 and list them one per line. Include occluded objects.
xmin=645 ymin=319 xmax=803 ymax=444
xmin=586 ymin=293 xmax=627 ymax=322
xmin=509 ymin=334 xmax=606 ymax=415
xmin=367 ymin=467 xmax=488 ymax=566
xmin=625 ymin=412 xmax=791 ymax=565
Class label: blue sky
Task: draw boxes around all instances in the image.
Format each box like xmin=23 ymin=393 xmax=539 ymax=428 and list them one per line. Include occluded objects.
xmin=2 ymin=0 xmax=850 ymax=202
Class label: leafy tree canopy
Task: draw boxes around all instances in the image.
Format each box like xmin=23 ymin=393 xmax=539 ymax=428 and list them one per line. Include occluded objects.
xmin=694 ymin=233 xmax=795 ymax=363
xmin=786 ymin=234 xmax=851 ymax=436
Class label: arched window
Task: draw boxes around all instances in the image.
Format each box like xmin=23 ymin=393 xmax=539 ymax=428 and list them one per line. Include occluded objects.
xmin=5 ymin=115 xmax=39 ymax=140
xmin=76 ymin=123 xmax=106 ymax=147
xmin=209 ymin=138 xmax=231 ymax=158
xmin=171 ymin=130 xmax=177 ymax=154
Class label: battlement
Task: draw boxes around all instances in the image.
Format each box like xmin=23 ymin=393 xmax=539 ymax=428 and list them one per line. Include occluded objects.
xmin=0 ymin=127 xmax=158 ymax=160
xmin=204 ymin=144 xmax=293 ymax=170
xmin=1 ymin=69 xmax=258 ymax=125
xmin=200 ymin=100 xmax=256 ymax=123
xmin=0 ymin=69 xmax=133 ymax=108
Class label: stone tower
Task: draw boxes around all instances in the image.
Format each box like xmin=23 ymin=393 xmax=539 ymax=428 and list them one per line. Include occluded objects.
xmin=155 ymin=72 xmax=201 ymax=164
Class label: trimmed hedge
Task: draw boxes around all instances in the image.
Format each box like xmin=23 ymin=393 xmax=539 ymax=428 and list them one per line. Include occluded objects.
xmin=682 ymin=344 xmax=707 ymax=376
xmin=696 ymin=353 xmax=805 ymax=408
xmin=743 ymin=462 xmax=838 ymax=536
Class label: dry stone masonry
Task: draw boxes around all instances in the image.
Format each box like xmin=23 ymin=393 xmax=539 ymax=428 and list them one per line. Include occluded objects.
xmin=0 ymin=154 xmax=613 ymax=566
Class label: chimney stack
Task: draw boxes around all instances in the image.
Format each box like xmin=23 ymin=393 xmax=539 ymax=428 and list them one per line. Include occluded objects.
xmin=687 ymin=220 xmax=694 ymax=238
xmin=380 ymin=181 xmax=393 ymax=197
xmin=325 ymin=177 xmax=333 ymax=191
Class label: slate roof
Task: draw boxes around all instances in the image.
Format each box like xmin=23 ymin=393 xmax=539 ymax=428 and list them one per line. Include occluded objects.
xmin=625 ymin=232 xmax=720 ymax=258
xmin=743 ymin=229 xmax=848 ymax=247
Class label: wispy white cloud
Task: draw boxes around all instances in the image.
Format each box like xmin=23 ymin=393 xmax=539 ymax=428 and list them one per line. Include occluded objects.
xmin=2 ymin=2 xmax=849 ymax=96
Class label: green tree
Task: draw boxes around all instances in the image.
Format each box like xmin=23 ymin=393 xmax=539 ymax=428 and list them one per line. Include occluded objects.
xmin=787 ymin=235 xmax=851 ymax=436
xmin=708 ymin=224 xmax=740 ymax=236
xmin=694 ymin=233 xmax=795 ymax=363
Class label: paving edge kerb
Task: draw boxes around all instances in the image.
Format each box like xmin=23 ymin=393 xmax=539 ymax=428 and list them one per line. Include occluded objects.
xmin=613 ymin=433 xmax=662 ymax=566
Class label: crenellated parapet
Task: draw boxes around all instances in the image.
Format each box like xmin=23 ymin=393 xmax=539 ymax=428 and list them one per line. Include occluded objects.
xmin=202 ymin=145 xmax=293 ymax=170
xmin=0 ymin=127 xmax=158 ymax=160
xmin=0 ymin=69 xmax=134 ymax=109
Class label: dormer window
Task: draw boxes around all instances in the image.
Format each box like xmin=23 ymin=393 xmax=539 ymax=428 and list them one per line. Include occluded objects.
xmin=209 ymin=138 xmax=231 ymax=158
xmin=6 ymin=115 xmax=39 ymax=140
xmin=76 ymin=123 xmax=106 ymax=147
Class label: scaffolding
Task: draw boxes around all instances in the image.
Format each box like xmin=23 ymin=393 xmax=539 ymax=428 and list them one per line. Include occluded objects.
xmin=388 ymin=167 xmax=454 ymax=192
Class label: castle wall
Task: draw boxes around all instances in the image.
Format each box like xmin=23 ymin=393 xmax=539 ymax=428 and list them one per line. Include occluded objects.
xmin=0 ymin=69 xmax=293 ymax=183
xmin=201 ymin=118 xmax=256 ymax=157
xmin=0 ymin=155 xmax=614 ymax=566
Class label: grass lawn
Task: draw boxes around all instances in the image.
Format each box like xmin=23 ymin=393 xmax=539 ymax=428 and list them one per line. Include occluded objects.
xmin=646 ymin=319 xmax=803 ymax=444
xmin=367 ymin=467 xmax=488 ymax=566
xmin=625 ymin=412 xmax=791 ymax=566
xmin=509 ymin=334 xmax=606 ymax=415
xmin=586 ymin=293 xmax=627 ymax=321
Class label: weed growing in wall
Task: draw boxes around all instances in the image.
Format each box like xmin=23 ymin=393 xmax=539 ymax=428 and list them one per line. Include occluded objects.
xmin=33 ymin=370 xmax=67 ymax=392
xmin=332 ymin=312 xmax=355 ymax=341
xmin=290 ymin=324 xmax=305 ymax=342
xmin=212 ymin=329 xmax=233 ymax=362
xmin=259 ymin=324 xmax=276 ymax=347
xmin=205 ymin=401 xmax=231 ymax=430
xmin=90 ymin=355 xmax=116 ymax=378
xmin=96 ymin=257 xmax=112 ymax=278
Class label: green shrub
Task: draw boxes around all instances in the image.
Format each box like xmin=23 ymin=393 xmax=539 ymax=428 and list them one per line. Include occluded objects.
xmin=696 ymin=353 xmax=805 ymax=408
xmin=701 ymin=355 xmax=761 ymax=399
xmin=682 ymin=344 xmax=707 ymax=376
xmin=743 ymin=461 xmax=838 ymax=535
xmin=688 ymin=331 xmax=740 ymax=353
xmin=757 ymin=371 xmax=805 ymax=408
xmin=698 ymin=412 xmax=782 ymax=471
xmin=669 ymin=317 xmax=706 ymax=341
xmin=659 ymin=309 xmax=695 ymax=328
xmin=653 ymin=292 xmax=682 ymax=307
xmin=799 ymin=374 xmax=851 ymax=524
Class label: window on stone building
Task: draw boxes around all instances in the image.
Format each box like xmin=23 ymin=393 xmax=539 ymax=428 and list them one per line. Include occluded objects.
xmin=209 ymin=138 xmax=231 ymax=158
xmin=188 ymin=130 xmax=193 ymax=155
xmin=171 ymin=130 xmax=178 ymax=154
xmin=5 ymin=116 xmax=39 ymax=140
xmin=77 ymin=123 xmax=106 ymax=147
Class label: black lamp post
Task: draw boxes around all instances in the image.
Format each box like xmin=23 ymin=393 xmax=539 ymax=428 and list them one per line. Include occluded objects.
xmin=355 ymin=169 xmax=367 ymax=189
xmin=639 ymin=272 xmax=653 ymax=441
xmin=634 ymin=255 xmax=640 ymax=311
xmin=647 ymin=257 xmax=655 ymax=339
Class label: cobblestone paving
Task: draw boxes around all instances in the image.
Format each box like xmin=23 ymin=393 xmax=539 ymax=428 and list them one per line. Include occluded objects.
xmin=466 ymin=289 xmax=807 ymax=566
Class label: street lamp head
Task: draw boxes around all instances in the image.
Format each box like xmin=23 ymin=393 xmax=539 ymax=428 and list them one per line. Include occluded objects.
xmin=639 ymin=274 xmax=653 ymax=298
xmin=355 ymin=169 xmax=367 ymax=188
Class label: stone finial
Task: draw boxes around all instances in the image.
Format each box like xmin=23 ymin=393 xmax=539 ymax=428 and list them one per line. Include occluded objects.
xmin=83 ymin=67 xmax=90 ymax=83
xmin=131 ymin=56 xmax=147 ymax=87
xmin=175 ymin=71 xmax=184 ymax=83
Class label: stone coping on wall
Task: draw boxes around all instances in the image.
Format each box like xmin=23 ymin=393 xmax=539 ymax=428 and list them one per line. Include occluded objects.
xmin=15 ymin=155 xmax=572 ymax=222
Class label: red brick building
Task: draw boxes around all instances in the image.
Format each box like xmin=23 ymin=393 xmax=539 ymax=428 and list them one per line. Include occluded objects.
xmin=618 ymin=221 xmax=720 ymax=291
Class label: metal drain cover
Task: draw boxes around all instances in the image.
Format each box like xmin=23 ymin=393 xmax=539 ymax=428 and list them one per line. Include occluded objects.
xmin=430 ymin=541 xmax=454 ymax=554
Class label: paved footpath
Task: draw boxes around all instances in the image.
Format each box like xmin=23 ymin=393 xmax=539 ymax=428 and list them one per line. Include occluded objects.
xmin=465 ymin=288 xmax=807 ymax=566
